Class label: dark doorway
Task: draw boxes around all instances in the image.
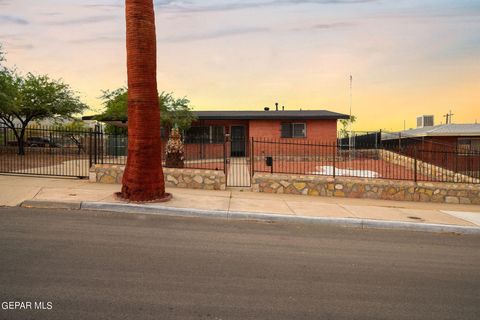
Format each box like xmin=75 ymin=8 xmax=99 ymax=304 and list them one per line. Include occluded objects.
xmin=230 ymin=126 xmax=246 ymax=157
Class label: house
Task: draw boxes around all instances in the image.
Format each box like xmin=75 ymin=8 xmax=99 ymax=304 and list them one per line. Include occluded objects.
xmin=382 ymin=120 xmax=480 ymax=153
xmin=184 ymin=108 xmax=349 ymax=156
xmin=381 ymin=116 xmax=480 ymax=177
xmin=84 ymin=107 xmax=349 ymax=157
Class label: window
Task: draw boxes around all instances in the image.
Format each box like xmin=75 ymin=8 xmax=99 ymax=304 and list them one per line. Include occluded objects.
xmin=184 ymin=126 xmax=224 ymax=144
xmin=458 ymin=138 xmax=480 ymax=154
xmin=281 ymin=122 xmax=306 ymax=138
xmin=211 ymin=126 xmax=225 ymax=143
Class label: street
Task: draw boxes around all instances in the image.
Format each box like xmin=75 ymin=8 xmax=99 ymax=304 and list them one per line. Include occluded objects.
xmin=0 ymin=207 xmax=479 ymax=320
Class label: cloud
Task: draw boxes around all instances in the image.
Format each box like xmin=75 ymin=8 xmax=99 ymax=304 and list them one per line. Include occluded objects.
xmin=82 ymin=2 xmax=123 ymax=9
xmin=290 ymin=22 xmax=354 ymax=31
xmin=69 ymin=35 xmax=123 ymax=44
xmin=46 ymin=15 xmax=118 ymax=25
xmin=41 ymin=12 xmax=62 ymax=17
xmin=160 ymin=26 xmax=270 ymax=42
xmin=155 ymin=0 xmax=379 ymax=12
xmin=0 ymin=14 xmax=29 ymax=25
xmin=9 ymin=43 xmax=34 ymax=50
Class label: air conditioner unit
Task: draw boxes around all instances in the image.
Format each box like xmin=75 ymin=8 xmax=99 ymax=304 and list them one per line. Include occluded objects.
xmin=416 ymin=115 xmax=434 ymax=128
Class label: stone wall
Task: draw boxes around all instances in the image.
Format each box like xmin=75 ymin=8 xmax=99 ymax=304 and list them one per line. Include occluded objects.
xmin=252 ymin=172 xmax=480 ymax=204
xmin=379 ymin=149 xmax=477 ymax=183
xmin=90 ymin=164 xmax=226 ymax=190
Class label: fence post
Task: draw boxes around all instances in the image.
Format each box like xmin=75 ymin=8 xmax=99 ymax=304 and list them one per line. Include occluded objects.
xmin=94 ymin=125 xmax=99 ymax=164
xmin=223 ymin=137 xmax=227 ymax=176
xmin=250 ymin=137 xmax=254 ymax=177
xmin=88 ymin=128 xmax=93 ymax=168
xmin=332 ymin=142 xmax=336 ymax=179
xmin=378 ymin=129 xmax=382 ymax=149
xmin=3 ymin=127 xmax=6 ymax=146
xmin=414 ymin=147 xmax=418 ymax=183
xmin=99 ymin=126 xmax=104 ymax=164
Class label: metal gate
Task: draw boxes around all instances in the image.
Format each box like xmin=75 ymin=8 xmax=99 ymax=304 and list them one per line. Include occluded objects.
xmin=225 ymin=129 xmax=251 ymax=187
xmin=0 ymin=125 xmax=103 ymax=178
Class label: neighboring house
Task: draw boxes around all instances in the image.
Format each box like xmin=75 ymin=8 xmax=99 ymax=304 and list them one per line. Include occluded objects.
xmin=382 ymin=123 xmax=480 ymax=153
xmin=381 ymin=119 xmax=480 ymax=177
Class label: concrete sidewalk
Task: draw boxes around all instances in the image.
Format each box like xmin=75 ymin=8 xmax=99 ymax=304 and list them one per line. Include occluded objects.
xmin=2 ymin=174 xmax=480 ymax=233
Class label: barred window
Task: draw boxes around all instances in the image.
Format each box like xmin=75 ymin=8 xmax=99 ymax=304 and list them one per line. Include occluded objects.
xmin=458 ymin=138 xmax=480 ymax=154
xmin=211 ymin=126 xmax=225 ymax=143
xmin=281 ymin=123 xmax=306 ymax=138
xmin=281 ymin=122 xmax=292 ymax=138
xmin=184 ymin=126 xmax=224 ymax=144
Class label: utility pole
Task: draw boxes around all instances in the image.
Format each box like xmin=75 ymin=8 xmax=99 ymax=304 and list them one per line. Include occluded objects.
xmin=349 ymin=75 xmax=353 ymax=155
xmin=448 ymin=110 xmax=454 ymax=124
xmin=443 ymin=110 xmax=454 ymax=124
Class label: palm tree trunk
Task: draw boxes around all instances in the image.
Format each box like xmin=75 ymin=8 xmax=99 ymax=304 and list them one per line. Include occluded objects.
xmin=119 ymin=0 xmax=170 ymax=202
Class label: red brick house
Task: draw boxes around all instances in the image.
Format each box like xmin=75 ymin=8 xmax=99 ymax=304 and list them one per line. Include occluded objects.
xmin=184 ymin=109 xmax=349 ymax=156
xmin=89 ymin=108 xmax=349 ymax=158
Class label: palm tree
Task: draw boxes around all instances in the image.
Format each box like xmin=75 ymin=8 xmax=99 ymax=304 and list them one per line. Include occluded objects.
xmin=118 ymin=0 xmax=171 ymax=202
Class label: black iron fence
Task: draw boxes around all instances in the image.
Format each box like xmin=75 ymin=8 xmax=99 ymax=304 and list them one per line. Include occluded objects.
xmin=0 ymin=125 xmax=95 ymax=178
xmin=1 ymin=125 xmax=479 ymax=184
xmin=0 ymin=126 xmax=227 ymax=178
xmin=342 ymin=130 xmax=480 ymax=181
xmin=253 ymin=138 xmax=480 ymax=184
xmin=98 ymin=134 xmax=226 ymax=171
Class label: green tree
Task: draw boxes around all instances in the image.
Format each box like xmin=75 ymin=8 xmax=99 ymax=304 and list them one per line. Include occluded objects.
xmin=0 ymin=72 xmax=88 ymax=155
xmin=339 ymin=115 xmax=357 ymax=138
xmin=97 ymin=87 xmax=196 ymax=132
xmin=51 ymin=119 xmax=89 ymax=154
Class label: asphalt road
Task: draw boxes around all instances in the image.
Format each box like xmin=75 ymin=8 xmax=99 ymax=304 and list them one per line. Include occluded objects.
xmin=0 ymin=207 xmax=479 ymax=320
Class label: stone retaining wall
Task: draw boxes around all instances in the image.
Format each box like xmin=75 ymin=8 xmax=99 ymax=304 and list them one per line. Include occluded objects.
xmin=379 ymin=149 xmax=476 ymax=183
xmin=252 ymin=172 xmax=480 ymax=204
xmin=90 ymin=164 xmax=226 ymax=190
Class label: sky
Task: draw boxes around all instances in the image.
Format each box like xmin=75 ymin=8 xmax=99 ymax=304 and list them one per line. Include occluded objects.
xmin=0 ymin=0 xmax=479 ymax=131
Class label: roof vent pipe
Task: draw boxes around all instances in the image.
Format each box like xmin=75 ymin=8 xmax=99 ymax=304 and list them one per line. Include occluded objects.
xmin=282 ymin=106 xmax=284 ymax=111
xmin=275 ymin=102 xmax=279 ymax=111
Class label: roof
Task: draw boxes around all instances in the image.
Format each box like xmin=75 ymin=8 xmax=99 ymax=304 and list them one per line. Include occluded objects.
xmin=193 ymin=110 xmax=349 ymax=120
xmin=382 ymin=123 xmax=480 ymax=140
xmin=82 ymin=109 xmax=350 ymax=122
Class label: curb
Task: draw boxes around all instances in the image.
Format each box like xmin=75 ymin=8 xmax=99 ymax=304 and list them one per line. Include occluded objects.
xmin=20 ymin=200 xmax=480 ymax=235
xmin=21 ymin=200 xmax=81 ymax=210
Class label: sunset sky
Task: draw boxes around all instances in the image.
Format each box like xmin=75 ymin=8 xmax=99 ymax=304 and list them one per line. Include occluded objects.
xmin=1 ymin=0 xmax=479 ymax=131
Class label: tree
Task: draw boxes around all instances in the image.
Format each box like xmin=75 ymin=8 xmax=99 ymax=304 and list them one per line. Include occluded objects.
xmin=339 ymin=115 xmax=357 ymax=138
xmin=97 ymin=87 xmax=196 ymax=133
xmin=52 ymin=120 xmax=90 ymax=154
xmin=0 ymin=44 xmax=5 ymax=64
xmin=0 ymin=72 xmax=88 ymax=155
xmin=118 ymin=0 xmax=170 ymax=202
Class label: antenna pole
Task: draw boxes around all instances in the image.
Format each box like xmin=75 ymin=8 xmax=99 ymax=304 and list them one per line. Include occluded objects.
xmin=349 ymin=75 xmax=352 ymax=119
xmin=349 ymin=75 xmax=353 ymax=157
